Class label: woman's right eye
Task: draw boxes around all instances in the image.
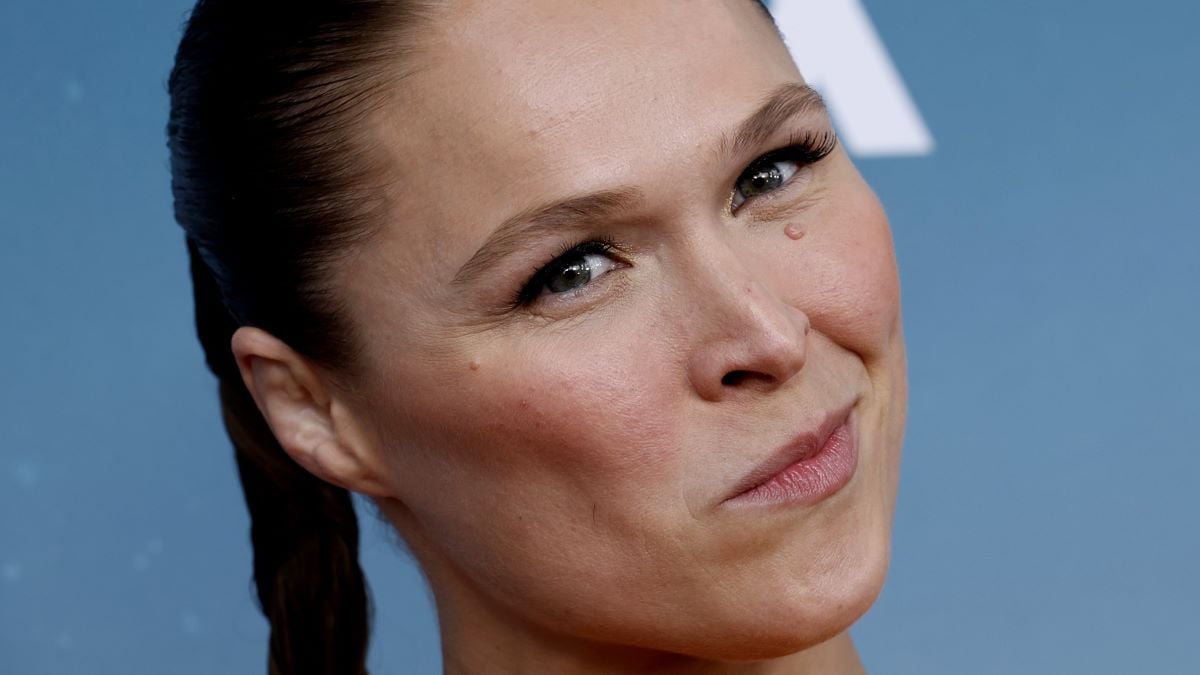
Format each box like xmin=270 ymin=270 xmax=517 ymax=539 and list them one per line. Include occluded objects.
xmin=543 ymin=252 xmax=618 ymax=294
xmin=516 ymin=240 xmax=623 ymax=305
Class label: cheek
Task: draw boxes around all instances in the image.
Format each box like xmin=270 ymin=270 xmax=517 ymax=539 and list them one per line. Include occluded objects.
xmin=477 ymin=341 xmax=682 ymax=476
xmin=364 ymin=333 xmax=701 ymax=636
xmin=778 ymin=184 xmax=900 ymax=359
xmin=378 ymin=329 xmax=686 ymax=508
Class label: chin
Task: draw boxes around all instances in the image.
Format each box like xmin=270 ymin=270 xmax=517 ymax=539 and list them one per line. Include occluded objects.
xmin=730 ymin=569 xmax=886 ymax=660
xmin=615 ymin=527 xmax=890 ymax=663
xmin=716 ymin=520 xmax=892 ymax=662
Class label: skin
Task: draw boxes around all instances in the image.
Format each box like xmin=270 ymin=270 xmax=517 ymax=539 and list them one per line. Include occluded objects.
xmin=232 ymin=1 xmax=907 ymax=673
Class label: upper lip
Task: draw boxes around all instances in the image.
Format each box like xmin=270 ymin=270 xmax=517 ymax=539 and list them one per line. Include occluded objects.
xmin=722 ymin=401 xmax=856 ymax=503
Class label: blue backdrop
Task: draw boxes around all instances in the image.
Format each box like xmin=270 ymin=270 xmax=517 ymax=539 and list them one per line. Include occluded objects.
xmin=2 ymin=1 xmax=1197 ymax=673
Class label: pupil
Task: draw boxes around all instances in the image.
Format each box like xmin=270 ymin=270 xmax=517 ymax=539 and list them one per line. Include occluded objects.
xmin=548 ymin=260 xmax=591 ymax=293
xmin=745 ymin=165 xmax=782 ymax=196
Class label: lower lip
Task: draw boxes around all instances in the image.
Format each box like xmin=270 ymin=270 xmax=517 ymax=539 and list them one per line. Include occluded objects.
xmin=723 ymin=419 xmax=858 ymax=509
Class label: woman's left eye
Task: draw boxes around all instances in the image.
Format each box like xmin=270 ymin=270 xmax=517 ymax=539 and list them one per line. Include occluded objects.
xmin=731 ymin=156 xmax=801 ymax=210
xmin=729 ymin=132 xmax=838 ymax=211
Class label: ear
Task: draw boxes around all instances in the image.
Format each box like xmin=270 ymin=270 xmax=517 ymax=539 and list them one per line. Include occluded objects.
xmin=230 ymin=326 xmax=390 ymax=497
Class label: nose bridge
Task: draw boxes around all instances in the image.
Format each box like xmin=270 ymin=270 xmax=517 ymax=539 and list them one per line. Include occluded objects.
xmin=681 ymin=225 xmax=799 ymax=335
xmin=676 ymin=226 xmax=810 ymax=400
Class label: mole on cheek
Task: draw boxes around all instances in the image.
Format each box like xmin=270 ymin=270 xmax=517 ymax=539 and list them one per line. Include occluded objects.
xmin=785 ymin=223 xmax=806 ymax=240
xmin=468 ymin=359 xmax=481 ymax=371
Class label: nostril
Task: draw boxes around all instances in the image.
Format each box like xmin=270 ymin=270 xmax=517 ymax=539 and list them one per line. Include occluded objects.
xmin=720 ymin=369 xmax=782 ymax=389
xmin=721 ymin=370 xmax=753 ymax=387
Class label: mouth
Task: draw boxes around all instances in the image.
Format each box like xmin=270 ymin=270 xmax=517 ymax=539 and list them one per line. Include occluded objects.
xmin=721 ymin=402 xmax=859 ymax=509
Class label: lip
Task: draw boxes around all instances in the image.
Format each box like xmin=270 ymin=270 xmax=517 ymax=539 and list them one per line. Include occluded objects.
xmin=721 ymin=402 xmax=858 ymax=509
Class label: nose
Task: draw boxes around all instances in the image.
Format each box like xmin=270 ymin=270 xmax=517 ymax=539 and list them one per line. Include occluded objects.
xmin=686 ymin=272 xmax=810 ymax=403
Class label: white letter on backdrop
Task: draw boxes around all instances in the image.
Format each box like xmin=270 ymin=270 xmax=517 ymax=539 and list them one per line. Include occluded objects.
xmin=771 ymin=0 xmax=935 ymax=157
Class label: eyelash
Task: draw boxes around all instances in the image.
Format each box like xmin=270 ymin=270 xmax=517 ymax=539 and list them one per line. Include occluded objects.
xmin=731 ymin=129 xmax=839 ymax=211
xmin=777 ymin=129 xmax=840 ymax=166
xmin=515 ymin=237 xmax=621 ymax=306
xmin=513 ymin=130 xmax=838 ymax=307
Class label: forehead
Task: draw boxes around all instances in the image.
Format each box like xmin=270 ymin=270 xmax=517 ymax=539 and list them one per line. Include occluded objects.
xmin=366 ymin=0 xmax=801 ymax=282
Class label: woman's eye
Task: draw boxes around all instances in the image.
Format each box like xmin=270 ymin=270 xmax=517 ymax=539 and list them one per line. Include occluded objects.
xmin=731 ymin=157 xmax=800 ymax=210
xmin=517 ymin=241 xmax=623 ymax=305
xmin=545 ymin=252 xmax=617 ymax=294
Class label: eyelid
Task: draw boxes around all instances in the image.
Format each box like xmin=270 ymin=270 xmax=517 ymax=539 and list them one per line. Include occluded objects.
xmin=755 ymin=131 xmax=837 ymax=172
xmin=514 ymin=237 xmax=623 ymax=307
xmin=730 ymin=129 xmax=839 ymax=212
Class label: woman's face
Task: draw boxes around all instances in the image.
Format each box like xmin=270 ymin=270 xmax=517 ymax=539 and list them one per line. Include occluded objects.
xmin=339 ymin=0 xmax=905 ymax=659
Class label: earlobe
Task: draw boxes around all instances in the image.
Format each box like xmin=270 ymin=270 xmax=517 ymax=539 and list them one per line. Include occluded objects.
xmin=229 ymin=326 xmax=390 ymax=498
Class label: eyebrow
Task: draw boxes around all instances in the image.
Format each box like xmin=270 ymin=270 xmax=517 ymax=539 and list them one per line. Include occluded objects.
xmin=724 ymin=82 xmax=829 ymax=158
xmin=452 ymin=188 xmax=643 ymax=286
xmin=452 ymin=83 xmax=829 ymax=288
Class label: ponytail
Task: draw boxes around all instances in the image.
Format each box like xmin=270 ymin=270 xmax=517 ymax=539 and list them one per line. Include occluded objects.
xmin=189 ymin=241 xmax=372 ymax=675
xmin=169 ymin=2 xmax=435 ymax=669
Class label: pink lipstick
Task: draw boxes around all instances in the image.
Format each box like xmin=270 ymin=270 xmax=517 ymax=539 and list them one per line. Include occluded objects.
xmin=722 ymin=407 xmax=858 ymax=509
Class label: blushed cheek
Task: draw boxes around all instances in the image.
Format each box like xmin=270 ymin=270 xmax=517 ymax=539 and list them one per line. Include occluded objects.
xmin=800 ymin=188 xmax=900 ymax=361
xmin=453 ymin=337 xmax=685 ymax=483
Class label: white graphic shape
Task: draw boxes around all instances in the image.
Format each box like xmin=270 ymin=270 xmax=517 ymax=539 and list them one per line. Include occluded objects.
xmin=772 ymin=0 xmax=935 ymax=156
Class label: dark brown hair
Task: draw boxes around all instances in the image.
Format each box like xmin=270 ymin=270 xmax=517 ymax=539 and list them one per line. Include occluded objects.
xmin=167 ymin=1 xmax=433 ymax=672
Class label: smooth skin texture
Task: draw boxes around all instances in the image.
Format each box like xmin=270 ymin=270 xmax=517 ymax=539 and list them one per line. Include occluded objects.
xmin=232 ymin=1 xmax=907 ymax=673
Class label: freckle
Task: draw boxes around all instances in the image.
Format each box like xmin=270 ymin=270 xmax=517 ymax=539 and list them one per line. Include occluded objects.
xmin=785 ymin=223 xmax=806 ymax=240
